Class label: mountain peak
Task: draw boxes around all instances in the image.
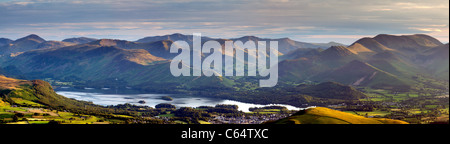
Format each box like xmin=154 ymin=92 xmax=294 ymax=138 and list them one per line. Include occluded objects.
xmin=0 ymin=38 xmax=13 ymax=41
xmin=169 ymin=33 xmax=186 ymax=37
xmin=0 ymin=38 xmax=13 ymax=46
xmin=15 ymin=34 xmax=45 ymax=43
xmin=347 ymin=43 xmax=374 ymax=54
xmin=373 ymin=34 xmax=443 ymax=50
xmin=352 ymin=37 xmax=394 ymax=53
xmin=136 ymin=33 xmax=194 ymax=43
xmin=319 ymin=46 xmax=357 ymax=60
xmin=324 ymin=46 xmax=355 ymax=55
xmin=24 ymin=34 xmax=41 ymax=38
xmin=373 ymin=34 xmax=390 ymax=38
xmin=241 ymin=36 xmax=259 ymax=39
xmin=236 ymin=36 xmax=261 ymax=41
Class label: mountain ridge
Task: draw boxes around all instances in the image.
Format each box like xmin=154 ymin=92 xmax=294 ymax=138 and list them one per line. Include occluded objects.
xmin=1 ymin=33 xmax=448 ymax=91
xmin=62 ymin=37 xmax=98 ymax=44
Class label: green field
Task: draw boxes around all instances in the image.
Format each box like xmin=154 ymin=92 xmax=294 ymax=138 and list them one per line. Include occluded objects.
xmin=28 ymin=121 xmax=49 ymax=124
xmin=174 ymin=120 xmax=187 ymax=124
xmin=343 ymin=110 xmax=391 ymax=117
xmin=0 ymin=112 xmax=14 ymax=119
xmin=274 ymin=107 xmax=409 ymax=124
xmin=361 ymin=88 xmax=421 ymax=102
xmin=158 ymin=114 xmax=175 ymax=118
xmin=7 ymin=121 xmax=29 ymax=124
xmin=10 ymin=98 xmax=44 ymax=107
xmin=1 ymin=104 xmax=122 ymax=124
xmin=198 ymin=120 xmax=211 ymax=124
xmin=247 ymin=109 xmax=280 ymax=114
xmin=425 ymin=105 xmax=438 ymax=108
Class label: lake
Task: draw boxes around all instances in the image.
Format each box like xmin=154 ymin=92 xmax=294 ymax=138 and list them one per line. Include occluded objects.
xmin=55 ymin=87 xmax=303 ymax=112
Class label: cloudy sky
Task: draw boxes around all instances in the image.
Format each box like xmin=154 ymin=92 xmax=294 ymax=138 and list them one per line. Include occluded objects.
xmin=0 ymin=0 xmax=448 ymax=44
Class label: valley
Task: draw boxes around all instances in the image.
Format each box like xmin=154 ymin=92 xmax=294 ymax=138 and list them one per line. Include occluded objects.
xmin=0 ymin=33 xmax=448 ymax=124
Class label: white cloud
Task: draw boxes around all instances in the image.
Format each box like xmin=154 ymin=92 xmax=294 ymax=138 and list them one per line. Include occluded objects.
xmin=394 ymin=2 xmax=449 ymax=9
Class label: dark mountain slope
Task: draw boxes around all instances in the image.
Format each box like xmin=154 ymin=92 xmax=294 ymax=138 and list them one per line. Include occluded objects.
xmin=312 ymin=60 xmax=408 ymax=88
xmin=1 ymin=45 xmax=166 ymax=80
xmin=62 ymin=37 xmax=98 ymax=44
xmin=291 ymin=82 xmax=366 ymax=100
xmin=35 ymin=41 xmax=76 ymax=49
xmin=0 ymin=34 xmax=46 ymax=55
xmin=0 ymin=38 xmax=13 ymax=47
xmin=416 ymin=44 xmax=449 ymax=80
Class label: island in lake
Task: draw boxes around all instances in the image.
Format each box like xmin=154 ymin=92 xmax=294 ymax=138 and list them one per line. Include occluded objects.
xmin=161 ymin=96 xmax=173 ymax=101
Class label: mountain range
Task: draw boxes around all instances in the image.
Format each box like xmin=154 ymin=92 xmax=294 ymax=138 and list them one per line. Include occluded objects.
xmin=279 ymin=34 xmax=448 ymax=89
xmin=0 ymin=33 xmax=448 ymax=93
xmin=135 ymin=33 xmax=345 ymax=54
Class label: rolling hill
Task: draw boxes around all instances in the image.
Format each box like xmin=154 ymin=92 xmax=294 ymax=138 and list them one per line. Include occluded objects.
xmin=349 ymin=37 xmax=395 ymax=53
xmin=62 ymin=37 xmax=98 ymax=44
xmin=0 ymin=75 xmax=32 ymax=90
xmin=278 ymin=45 xmax=363 ymax=82
xmin=313 ymin=60 xmax=408 ymax=88
xmin=1 ymin=75 xmax=98 ymax=110
xmin=232 ymin=36 xmax=345 ymax=54
xmin=0 ymin=34 xmax=79 ymax=56
xmin=373 ymin=34 xmax=442 ymax=52
xmin=35 ymin=41 xmax=76 ymax=50
xmin=0 ymin=38 xmax=13 ymax=47
xmin=292 ymin=82 xmax=367 ymax=100
xmin=270 ymin=107 xmax=408 ymax=124
xmin=0 ymin=34 xmax=46 ymax=55
xmin=318 ymin=46 xmax=360 ymax=62
xmin=416 ymin=44 xmax=450 ymax=80
xmin=92 ymin=39 xmax=179 ymax=59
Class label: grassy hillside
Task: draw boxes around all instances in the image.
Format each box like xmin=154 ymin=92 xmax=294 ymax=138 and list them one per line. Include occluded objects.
xmin=313 ymin=60 xmax=408 ymax=89
xmin=1 ymin=43 xmax=239 ymax=91
xmin=0 ymin=75 xmax=32 ymax=90
xmin=0 ymin=76 xmax=132 ymax=117
xmin=271 ymin=107 xmax=408 ymax=124
xmin=1 ymin=78 xmax=95 ymax=111
xmin=419 ymin=44 xmax=449 ymax=80
xmin=293 ymin=82 xmax=366 ymax=100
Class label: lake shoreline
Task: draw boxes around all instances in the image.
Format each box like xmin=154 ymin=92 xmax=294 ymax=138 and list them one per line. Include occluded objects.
xmin=54 ymin=88 xmax=304 ymax=112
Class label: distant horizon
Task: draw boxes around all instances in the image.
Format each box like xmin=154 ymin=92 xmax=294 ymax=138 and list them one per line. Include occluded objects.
xmin=2 ymin=33 xmax=449 ymax=46
xmin=1 ymin=0 xmax=448 ymax=45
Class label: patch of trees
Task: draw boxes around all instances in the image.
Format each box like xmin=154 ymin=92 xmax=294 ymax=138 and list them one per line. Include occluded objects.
xmin=249 ymin=106 xmax=288 ymax=112
xmin=215 ymin=104 xmax=238 ymax=110
xmin=173 ymin=107 xmax=211 ymax=119
xmin=197 ymin=105 xmax=240 ymax=114
xmin=155 ymin=103 xmax=176 ymax=109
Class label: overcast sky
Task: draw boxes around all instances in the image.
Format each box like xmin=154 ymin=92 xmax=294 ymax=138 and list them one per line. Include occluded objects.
xmin=0 ymin=0 xmax=448 ymax=44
